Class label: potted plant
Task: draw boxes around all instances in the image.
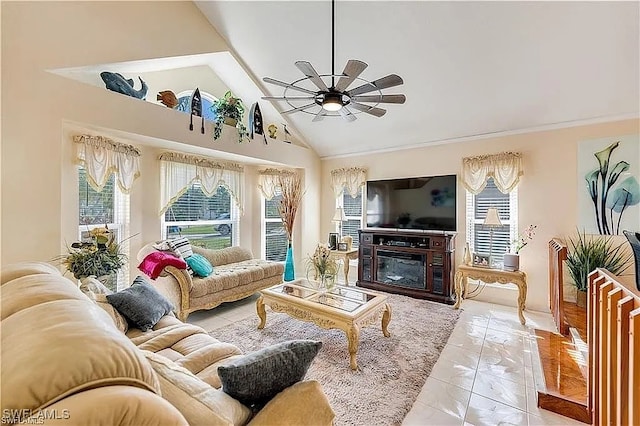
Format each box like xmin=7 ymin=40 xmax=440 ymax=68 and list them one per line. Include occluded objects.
xmin=211 ymin=91 xmax=249 ymax=143
xmin=57 ymin=227 xmax=127 ymax=292
xmin=503 ymin=224 xmax=537 ymax=271
xmin=566 ymin=230 xmax=632 ymax=307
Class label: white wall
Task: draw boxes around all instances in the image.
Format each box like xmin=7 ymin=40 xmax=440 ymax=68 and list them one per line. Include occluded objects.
xmin=1 ymin=1 xmax=321 ymax=275
xmin=321 ymin=119 xmax=640 ymax=312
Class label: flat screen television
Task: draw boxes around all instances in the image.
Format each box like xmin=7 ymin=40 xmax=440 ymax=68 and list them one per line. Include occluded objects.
xmin=365 ymin=175 xmax=457 ymax=232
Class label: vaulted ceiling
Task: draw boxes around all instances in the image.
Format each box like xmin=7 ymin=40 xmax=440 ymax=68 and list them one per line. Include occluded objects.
xmin=197 ymin=1 xmax=639 ymax=158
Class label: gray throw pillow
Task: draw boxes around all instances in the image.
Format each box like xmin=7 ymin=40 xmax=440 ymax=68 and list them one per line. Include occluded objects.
xmin=217 ymin=340 xmax=322 ymax=407
xmin=106 ymin=276 xmax=174 ymax=331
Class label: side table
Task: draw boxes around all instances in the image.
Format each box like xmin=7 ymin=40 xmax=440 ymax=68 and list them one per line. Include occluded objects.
xmin=314 ymin=248 xmax=359 ymax=285
xmin=453 ymin=264 xmax=528 ymax=325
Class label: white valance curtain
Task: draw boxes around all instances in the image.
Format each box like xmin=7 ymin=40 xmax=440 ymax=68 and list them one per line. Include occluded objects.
xmin=461 ymin=152 xmax=523 ymax=194
xmin=258 ymin=168 xmax=296 ymax=200
xmin=159 ymin=152 xmax=244 ymax=215
xmin=330 ymin=167 xmax=367 ymax=198
xmin=73 ymin=134 xmax=141 ymax=193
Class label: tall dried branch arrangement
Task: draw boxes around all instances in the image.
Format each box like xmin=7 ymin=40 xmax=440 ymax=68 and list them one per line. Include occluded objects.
xmin=278 ymin=172 xmax=303 ymax=243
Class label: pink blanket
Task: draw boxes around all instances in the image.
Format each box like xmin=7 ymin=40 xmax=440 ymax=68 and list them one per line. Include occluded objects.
xmin=139 ymin=251 xmax=187 ymax=280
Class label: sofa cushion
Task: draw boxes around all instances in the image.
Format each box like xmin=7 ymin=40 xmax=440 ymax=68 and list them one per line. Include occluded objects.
xmin=186 ymin=253 xmax=214 ymax=277
xmin=143 ymin=350 xmax=252 ymax=426
xmin=190 ymin=260 xmax=282 ymax=298
xmin=192 ymin=246 xmax=253 ymax=267
xmin=2 ymin=299 xmax=160 ymax=414
xmin=0 ymin=261 xmax=61 ymax=285
xmin=217 ymin=340 xmax=322 ymax=408
xmin=107 ymin=276 xmax=174 ymax=331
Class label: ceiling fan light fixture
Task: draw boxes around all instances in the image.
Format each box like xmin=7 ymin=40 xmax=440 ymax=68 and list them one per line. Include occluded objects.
xmin=322 ymin=93 xmax=343 ymax=111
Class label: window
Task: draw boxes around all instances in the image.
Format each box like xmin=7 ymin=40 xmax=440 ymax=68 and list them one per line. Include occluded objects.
xmin=163 ymin=184 xmax=238 ymax=249
xmin=262 ymin=189 xmax=287 ymax=261
xmin=175 ymin=90 xmax=218 ymax=122
xmin=78 ymin=166 xmax=130 ymax=289
xmin=466 ymin=178 xmax=518 ymax=265
xmin=338 ymin=189 xmax=363 ymax=249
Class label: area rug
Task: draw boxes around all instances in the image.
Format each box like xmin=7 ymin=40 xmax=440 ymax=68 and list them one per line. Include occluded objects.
xmin=210 ymin=293 xmax=460 ymax=426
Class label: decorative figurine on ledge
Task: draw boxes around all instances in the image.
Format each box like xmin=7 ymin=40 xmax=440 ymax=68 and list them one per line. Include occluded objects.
xmin=267 ymin=124 xmax=277 ymax=139
xmin=157 ymin=90 xmax=178 ymax=108
xmin=100 ymin=71 xmax=148 ymax=99
xmin=249 ymin=102 xmax=267 ymax=144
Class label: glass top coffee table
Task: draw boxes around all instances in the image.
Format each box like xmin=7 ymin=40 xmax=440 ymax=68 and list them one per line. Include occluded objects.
xmin=256 ymin=278 xmax=392 ymax=370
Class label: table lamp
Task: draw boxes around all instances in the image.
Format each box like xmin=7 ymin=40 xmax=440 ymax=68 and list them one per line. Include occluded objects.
xmin=332 ymin=207 xmax=346 ymax=236
xmin=483 ymin=207 xmax=503 ymax=266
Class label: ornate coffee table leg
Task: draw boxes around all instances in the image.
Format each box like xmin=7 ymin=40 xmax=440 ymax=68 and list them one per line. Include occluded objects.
xmin=256 ymin=296 xmax=267 ymax=329
xmin=346 ymin=324 xmax=360 ymax=370
xmin=381 ymin=303 xmax=392 ymax=337
xmin=453 ymin=271 xmax=464 ymax=309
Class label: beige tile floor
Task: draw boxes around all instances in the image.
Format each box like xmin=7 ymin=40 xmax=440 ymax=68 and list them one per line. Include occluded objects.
xmin=189 ymin=295 xmax=584 ymax=426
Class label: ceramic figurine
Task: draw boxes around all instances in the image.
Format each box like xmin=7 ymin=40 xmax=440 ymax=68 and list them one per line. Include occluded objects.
xmin=157 ymin=90 xmax=178 ymax=108
xmin=283 ymin=123 xmax=292 ymax=143
xmin=100 ymin=71 xmax=148 ymax=99
xmin=267 ymin=124 xmax=277 ymax=139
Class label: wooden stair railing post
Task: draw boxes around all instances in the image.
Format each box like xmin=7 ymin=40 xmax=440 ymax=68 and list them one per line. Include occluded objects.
xmin=616 ymin=296 xmax=633 ymax=425
xmin=549 ymin=239 xmax=568 ymax=335
xmin=606 ymin=287 xmax=623 ymax=426
xmin=630 ymin=307 xmax=640 ymax=425
xmin=587 ymin=269 xmax=640 ymax=426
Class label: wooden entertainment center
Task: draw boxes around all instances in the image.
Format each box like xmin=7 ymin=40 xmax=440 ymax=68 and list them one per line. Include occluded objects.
xmin=357 ymin=229 xmax=456 ymax=304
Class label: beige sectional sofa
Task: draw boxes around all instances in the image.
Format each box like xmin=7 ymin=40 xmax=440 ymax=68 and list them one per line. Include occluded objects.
xmin=1 ymin=262 xmax=334 ymax=425
xmin=139 ymin=244 xmax=284 ymax=321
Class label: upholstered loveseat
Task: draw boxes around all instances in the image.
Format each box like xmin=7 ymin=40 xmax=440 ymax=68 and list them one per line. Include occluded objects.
xmin=0 ymin=262 xmax=334 ymax=425
xmin=138 ymin=244 xmax=284 ymax=321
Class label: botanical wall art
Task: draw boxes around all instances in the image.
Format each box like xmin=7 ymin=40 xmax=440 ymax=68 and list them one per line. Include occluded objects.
xmin=577 ymin=134 xmax=640 ymax=235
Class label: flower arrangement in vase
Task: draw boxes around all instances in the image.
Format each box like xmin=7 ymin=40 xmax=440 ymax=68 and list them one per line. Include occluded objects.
xmin=305 ymin=243 xmax=339 ymax=292
xmin=503 ymin=224 xmax=537 ymax=271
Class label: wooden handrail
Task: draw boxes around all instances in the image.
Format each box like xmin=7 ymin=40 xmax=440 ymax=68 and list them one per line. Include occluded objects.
xmin=587 ymin=268 xmax=640 ymax=425
xmin=549 ymin=239 xmax=568 ymax=335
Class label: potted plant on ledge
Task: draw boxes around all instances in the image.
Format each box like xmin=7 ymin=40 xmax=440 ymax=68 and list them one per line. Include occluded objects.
xmin=211 ymin=91 xmax=249 ymax=143
xmin=566 ymin=230 xmax=632 ymax=307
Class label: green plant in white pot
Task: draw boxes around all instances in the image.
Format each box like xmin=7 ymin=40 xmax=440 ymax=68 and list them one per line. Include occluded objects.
xmin=211 ymin=91 xmax=249 ymax=143
xmin=566 ymin=230 xmax=631 ymax=307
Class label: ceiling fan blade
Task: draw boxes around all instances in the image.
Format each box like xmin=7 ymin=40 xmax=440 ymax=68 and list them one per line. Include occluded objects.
xmin=263 ymin=77 xmax=317 ymax=95
xmin=351 ymin=94 xmax=406 ymax=104
xmin=295 ymin=61 xmax=329 ymax=92
xmin=261 ymin=96 xmax=315 ymax=101
xmin=347 ymin=74 xmax=404 ymax=96
xmin=312 ymin=110 xmax=327 ymax=122
xmin=334 ymin=60 xmax=368 ymax=92
xmin=339 ymin=107 xmax=357 ymax=122
xmin=281 ymin=103 xmax=316 ymax=114
xmin=349 ymin=102 xmax=387 ymax=117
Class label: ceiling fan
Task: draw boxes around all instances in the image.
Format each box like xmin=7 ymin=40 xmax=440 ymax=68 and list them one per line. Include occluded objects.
xmin=261 ymin=0 xmax=405 ymax=122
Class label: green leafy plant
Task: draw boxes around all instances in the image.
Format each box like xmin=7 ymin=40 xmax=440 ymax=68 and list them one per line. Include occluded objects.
xmin=566 ymin=229 xmax=632 ymax=292
xmin=56 ymin=227 xmax=127 ymax=279
xmin=211 ymin=91 xmax=249 ymax=143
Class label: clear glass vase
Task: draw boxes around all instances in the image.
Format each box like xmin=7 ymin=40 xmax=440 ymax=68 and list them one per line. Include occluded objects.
xmin=318 ymin=273 xmax=336 ymax=293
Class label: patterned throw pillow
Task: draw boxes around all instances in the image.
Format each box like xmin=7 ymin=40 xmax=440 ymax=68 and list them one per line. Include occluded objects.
xmin=106 ymin=276 xmax=174 ymax=331
xmin=167 ymin=237 xmax=193 ymax=259
xmin=217 ymin=340 xmax=322 ymax=408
